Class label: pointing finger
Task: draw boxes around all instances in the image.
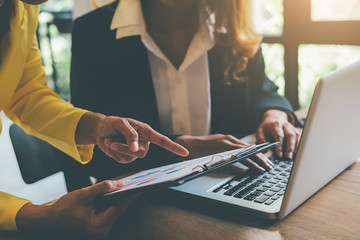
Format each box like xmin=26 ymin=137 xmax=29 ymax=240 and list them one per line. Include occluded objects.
xmin=148 ymin=130 xmax=189 ymax=157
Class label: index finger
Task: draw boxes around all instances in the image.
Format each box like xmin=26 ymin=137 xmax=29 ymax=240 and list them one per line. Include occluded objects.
xmin=149 ymin=130 xmax=189 ymax=157
xmin=283 ymin=124 xmax=296 ymax=159
xmin=268 ymin=125 xmax=284 ymax=158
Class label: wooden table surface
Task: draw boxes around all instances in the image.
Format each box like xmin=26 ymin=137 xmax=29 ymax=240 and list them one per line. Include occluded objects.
xmin=109 ymin=160 xmax=360 ymax=240
xmin=2 ymin=160 xmax=358 ymax=240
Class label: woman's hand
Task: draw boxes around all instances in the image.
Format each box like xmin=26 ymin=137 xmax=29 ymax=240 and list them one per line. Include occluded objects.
xmin=256 ymin=109 xmax=301 ymax=159
xmin=16 ymin=180 xmax=138 ymax=238
xmin=176 ymin=134 xmax=273 ymax=173
xmin=76 ymin=113 xmax=189 ymax=164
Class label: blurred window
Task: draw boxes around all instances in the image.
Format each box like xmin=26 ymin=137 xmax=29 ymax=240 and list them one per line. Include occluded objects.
xmin=255 ymin=0 xmax=360 ymax=109
xmin=251 ymin=0 xmax=284 ymax=36
xmin=312 ymin=0 xmax=360 ymax=21
xmin=299 ymin=44 xmax=360 ymax=107
xmin=261 ymin=43 xmax=285 ymax=95
xmin=38 ymin=0 xmax=74 ymax=97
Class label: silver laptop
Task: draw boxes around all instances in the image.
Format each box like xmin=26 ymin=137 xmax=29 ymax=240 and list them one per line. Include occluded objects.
xmin=171 ymin=60 xmax=360 ymax=220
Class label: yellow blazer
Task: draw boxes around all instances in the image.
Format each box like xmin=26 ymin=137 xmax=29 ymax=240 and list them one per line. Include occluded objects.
xmin=0 ymin=1 xmax=94 ymax=230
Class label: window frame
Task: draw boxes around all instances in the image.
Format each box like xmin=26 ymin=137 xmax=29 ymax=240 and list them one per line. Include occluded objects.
xmin=262 ymin=0 xmax=360 ymax=109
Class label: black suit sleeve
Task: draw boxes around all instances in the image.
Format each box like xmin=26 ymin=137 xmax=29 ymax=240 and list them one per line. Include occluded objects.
xmin=247 ymin=48 xmax=296 ymax=126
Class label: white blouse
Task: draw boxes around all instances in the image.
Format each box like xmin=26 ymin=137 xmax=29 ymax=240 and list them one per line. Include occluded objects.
xmin=111 ymin=0 xmax=215 ymax=136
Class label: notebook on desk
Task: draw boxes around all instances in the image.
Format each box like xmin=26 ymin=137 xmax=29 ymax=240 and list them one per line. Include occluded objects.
xmin=171 ymin=60 xmax=360 ymax=220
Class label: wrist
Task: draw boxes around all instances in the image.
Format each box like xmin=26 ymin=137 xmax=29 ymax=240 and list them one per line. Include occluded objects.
xmin=75 ymin=112 xmax=106 ymax=144
xmin=263 ymin=109 xmax=288 ymax=121
xmin=16 ymin=203 xmax=54 ymax=232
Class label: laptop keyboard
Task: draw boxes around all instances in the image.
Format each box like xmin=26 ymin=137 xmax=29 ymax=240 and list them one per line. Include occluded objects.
xmin=212 ymin=157 xmax=293 ymax=206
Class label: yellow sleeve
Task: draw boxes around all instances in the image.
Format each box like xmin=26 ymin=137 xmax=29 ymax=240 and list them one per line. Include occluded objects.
xmin=0 ymin=1 xmax=93 ymax=232
xmin=0 ymin=192 xmax=31 ymax=231
xmin=3 ymin=4 xmax=94 ymax=164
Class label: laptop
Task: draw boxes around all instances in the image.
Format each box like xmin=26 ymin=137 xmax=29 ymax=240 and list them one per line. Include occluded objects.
xmin=170 ymin=60 xmax=360 ymax=220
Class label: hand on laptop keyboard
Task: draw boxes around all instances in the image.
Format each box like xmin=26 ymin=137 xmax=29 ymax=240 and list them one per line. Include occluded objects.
xmin=256 ymin=109 xmax=302 ymax=160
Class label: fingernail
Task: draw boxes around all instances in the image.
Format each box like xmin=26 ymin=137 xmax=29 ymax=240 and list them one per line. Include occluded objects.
xmin=131 ymin=142 xmax=139 ymax=152
xmin=105 ymin=139 xmax=110 ymax=147
xmin=288 ymin=152 xmax=293 ymax=159
xmin=110 ymin=144 xmax=119 ymax=151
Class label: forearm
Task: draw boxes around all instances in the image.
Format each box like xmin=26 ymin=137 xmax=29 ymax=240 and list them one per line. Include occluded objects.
xmin=75 ymin=112 xmax=106 ymax=145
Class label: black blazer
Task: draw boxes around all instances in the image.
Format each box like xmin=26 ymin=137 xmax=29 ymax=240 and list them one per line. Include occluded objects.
xmin=69 ymin=3 xmax=295 ymax=181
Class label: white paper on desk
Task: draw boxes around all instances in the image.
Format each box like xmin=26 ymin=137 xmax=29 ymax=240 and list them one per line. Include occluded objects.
xmin=109 ymin=149 xmax=242 ymax=194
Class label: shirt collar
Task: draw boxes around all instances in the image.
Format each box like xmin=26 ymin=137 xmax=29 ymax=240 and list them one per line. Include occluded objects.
xmin=110 ymin=0 xmax=214 ymax=40
xmin=110 ymin=0 xmax=215 ymax=70
xmin=110 ymin=0 xmax=146 ymax=39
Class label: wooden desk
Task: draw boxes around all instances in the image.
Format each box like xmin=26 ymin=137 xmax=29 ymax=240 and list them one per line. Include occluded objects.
xmin=1 ymin=162 xmax=359 ymax=240
xmin=107 ymin=160 xmax=360 ymax=240
xmin=107 ymin=108 xmax=360 ymax=239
